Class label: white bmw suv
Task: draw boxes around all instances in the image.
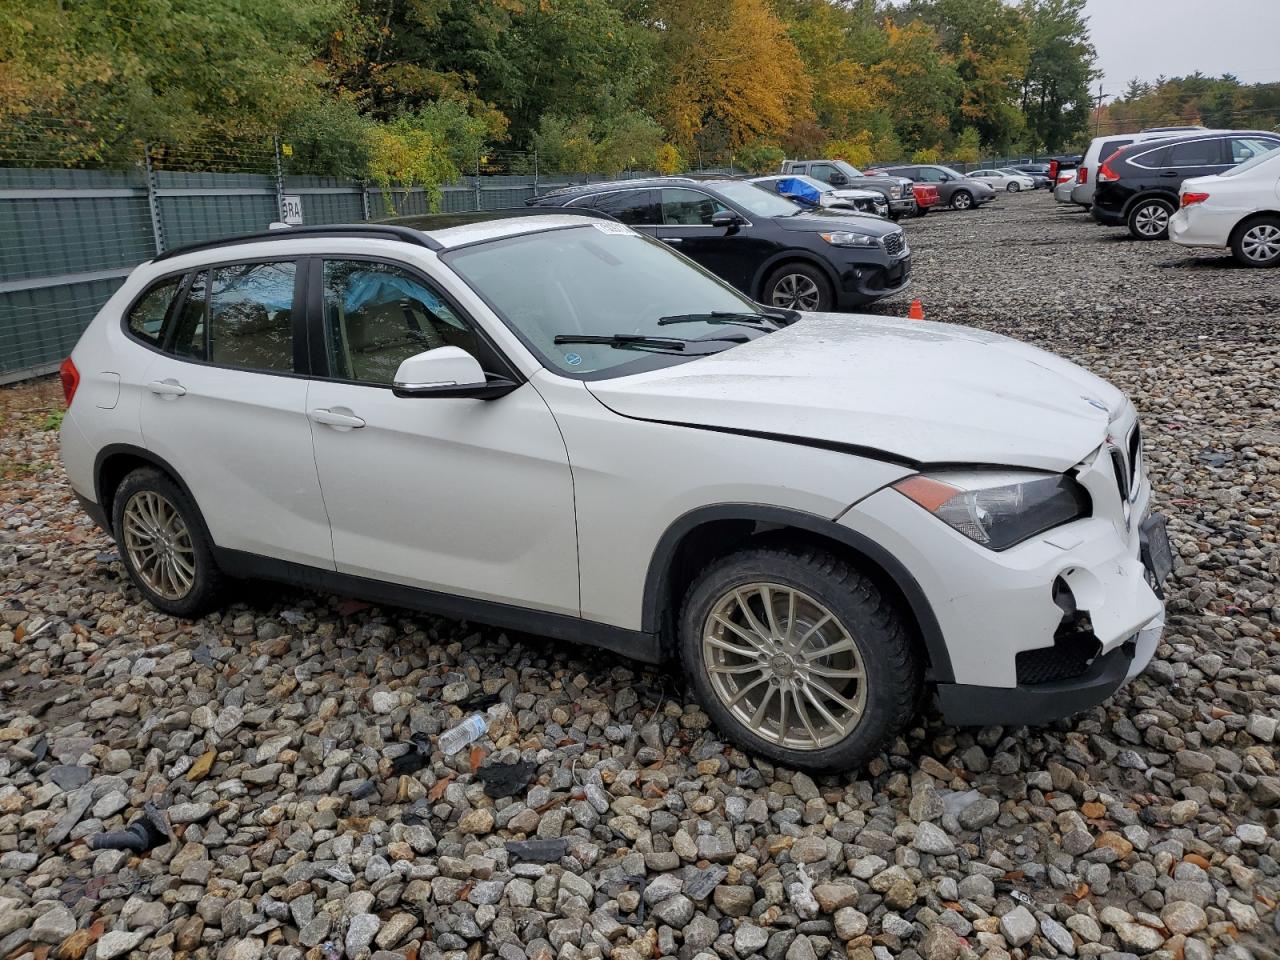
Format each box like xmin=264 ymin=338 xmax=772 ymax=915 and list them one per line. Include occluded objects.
xmin=59 ymin=212 xmax=1170 ymax=770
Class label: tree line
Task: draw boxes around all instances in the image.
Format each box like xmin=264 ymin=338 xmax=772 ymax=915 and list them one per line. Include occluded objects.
xmin=3 ymin=0 xmax=1102 ymax=185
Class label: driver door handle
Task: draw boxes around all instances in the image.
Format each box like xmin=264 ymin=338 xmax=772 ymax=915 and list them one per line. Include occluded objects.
xmin=309 ymin=408 xmax=366 ymax=429
xmin=659 ymin=236 xmax=683 ymax=243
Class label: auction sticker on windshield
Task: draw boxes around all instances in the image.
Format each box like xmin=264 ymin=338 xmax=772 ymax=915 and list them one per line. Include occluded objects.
xmin=592 ymin=221 xmax=634 ymax=235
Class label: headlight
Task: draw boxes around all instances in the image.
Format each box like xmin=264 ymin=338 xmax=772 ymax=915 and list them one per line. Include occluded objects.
xmin=820 ymin=231 xmax=878 ymax=247
xmin=893 ymin=471 xmax=1090 ymax=550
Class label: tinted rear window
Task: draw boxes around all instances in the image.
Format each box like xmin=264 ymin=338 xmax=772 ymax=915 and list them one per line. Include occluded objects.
xmin=1099 ymin=140 xmax=1132 ymax=162
xmin=1167 ymin=139 xmax=1223 ymax=166
xmin=126 ymin=277 xmax=181 ymax=345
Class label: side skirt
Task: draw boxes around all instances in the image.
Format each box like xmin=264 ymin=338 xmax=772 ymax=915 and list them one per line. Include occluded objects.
xmin=212 ymin=548 xmax=664 ymax=665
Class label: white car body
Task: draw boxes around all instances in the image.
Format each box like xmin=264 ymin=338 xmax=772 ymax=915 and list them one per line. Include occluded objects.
xmin=1169 ymin=148 xmax=1280 ymax=264
xmin=1054 ymin=169 xmax=1079 ymax=203
xmin=968 ymin=169 xmax=1035 ymax=192
xmin=60 ymin=214 xmax=1166 ymax=757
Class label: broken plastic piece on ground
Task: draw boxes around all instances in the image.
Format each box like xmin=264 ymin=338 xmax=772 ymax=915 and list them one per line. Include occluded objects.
xmin=505 ymin=838 xmax=569 ymax=862
xmin=390 ymin=733 xmax=433 ymax=777
xmin=439 ymin=713 xmax=488 ymax=756
xmin=459 ymin=691 xmax=501 ymax=711
xmin=86 ymin=803 xmax=171 ymax=853
xmin=477 ymin=759 xmax=536 ymax=798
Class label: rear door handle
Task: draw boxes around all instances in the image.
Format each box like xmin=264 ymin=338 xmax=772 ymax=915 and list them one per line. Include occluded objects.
xmin=147 ymin=379 xmax=186 ymax=397
xmin=1159 ymin=171 xmax=1180 ymax=177
xmin=659 ymin=236 xmax=683 ymax=244
xmin=309 ymin=408 xmax=366 ymax=429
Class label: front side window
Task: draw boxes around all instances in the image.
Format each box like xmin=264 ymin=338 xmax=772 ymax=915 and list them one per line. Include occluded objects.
xmin=662 ymin=188 xmax=732 ymax=225
xmin=1229 ymin=137 xmax=1278 ymax=164
xmin=206 ymin=262 xmax=296 ymax=373
xmin=444 ymin=225 xmax=763 ymax=377
xmin=808 ymin=163 xmax=836 ymax=183
xmin=591 ymin=189 xmax=659 ymax=225
xmin=127 ymin=278 xmax=181 ymax=346
xmin=703 ymin=180 xmax=801 ymax=217
xmin=322 ymin=260 xmax=480 ymax=385
xmin=916 ymin=168 xmax=944 ymax=183
xmin=1167 ymin=139 xmax=1223 ymax=167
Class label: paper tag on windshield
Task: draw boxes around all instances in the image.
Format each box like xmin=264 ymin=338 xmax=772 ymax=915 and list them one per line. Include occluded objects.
xmin=592 ymin=221 xmax=634 ymax=236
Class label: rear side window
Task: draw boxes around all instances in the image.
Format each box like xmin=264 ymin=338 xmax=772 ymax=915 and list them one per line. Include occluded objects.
xmin=591 ymin=189 xmax=660 ymax=225
xmin=207 ymin=262 xmax=297 ymax=372
xmin=126 ymin=278 xmax=181 ymax=346
xmin=1167 ymin=139 xmax=1223 ymax=166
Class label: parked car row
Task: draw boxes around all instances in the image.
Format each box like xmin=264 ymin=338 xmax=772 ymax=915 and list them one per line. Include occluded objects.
xmin=1057 ymin=126 xmax=1280 ymax=266
xmin=526 ymin=176 xmax=912 ymax=310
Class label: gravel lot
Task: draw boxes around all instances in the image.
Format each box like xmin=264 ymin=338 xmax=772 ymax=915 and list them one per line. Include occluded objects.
xmin=2 ymin=192 xmax=1278 ymax=960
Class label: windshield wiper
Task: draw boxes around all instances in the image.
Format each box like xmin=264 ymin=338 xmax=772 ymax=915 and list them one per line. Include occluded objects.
xmin=553 ymin=333 xmax=687 ymax=353
xmin=657 ymin=311 xmax=782 ymax=330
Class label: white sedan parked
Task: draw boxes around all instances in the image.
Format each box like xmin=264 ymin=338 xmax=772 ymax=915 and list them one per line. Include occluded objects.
xmin=968 ymin=168 xmax=1036 ymax=192
xmin=1169 ymin=147 xmax=1280 ymax=267
xmin=58 ymin=212 xmax=1168 ymax=770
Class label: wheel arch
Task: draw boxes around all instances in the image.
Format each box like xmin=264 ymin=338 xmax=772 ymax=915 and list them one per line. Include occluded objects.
xmin=1121 ymin=189 xmax=1177 ymax=220
xmin=642 ymin=504 xmax=954 ymax=683
xmin=750 ymin=251 xmax=840 ymax=302
xmin=1230 ymin=209 xmax=1280 ymax=240
xmin=94 ymin=443 xmax=200 ymax=527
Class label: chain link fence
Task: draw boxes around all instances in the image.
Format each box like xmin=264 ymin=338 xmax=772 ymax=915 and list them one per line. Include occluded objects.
xmin=1 ymin=121 xmax=738 ymax=382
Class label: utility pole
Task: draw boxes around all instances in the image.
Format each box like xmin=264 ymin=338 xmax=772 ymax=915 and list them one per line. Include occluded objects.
xmin=1094 ymin=82 xmax=1105 ymax=136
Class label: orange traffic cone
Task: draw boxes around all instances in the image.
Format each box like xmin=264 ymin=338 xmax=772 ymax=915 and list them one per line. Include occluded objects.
xmin=907 ymin=299 xmax=924 ymax=320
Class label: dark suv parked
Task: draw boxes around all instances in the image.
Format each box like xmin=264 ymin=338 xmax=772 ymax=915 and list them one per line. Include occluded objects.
xmin=873 ymin=164 xmax=998 ymax=210
xmin=527 ymin=177 xmax=910 ymax=311
xmin=1092 ymin=131 xmax=1280 ymax=239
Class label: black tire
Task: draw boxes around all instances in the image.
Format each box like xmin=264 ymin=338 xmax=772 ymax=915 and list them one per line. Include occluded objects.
xmin=950 ymin=190 xmax=974 ymax=211
xmin=914 ymin=206 xmax=929 ymax=218
xmin=1127 ymin=197 xmax=1174 ymax=240
xmin=679 ymin=545 xmax=922 ymax=771
xmin=761 ymin=262 xmax=834 ymax=312
xmin=1007 ymin=182 xmax=1020 ymax=193
xmin=112 ymin=467 xmax=225 ymax=618
xmin=1230 ymin=215 xmax=1280 ymax=268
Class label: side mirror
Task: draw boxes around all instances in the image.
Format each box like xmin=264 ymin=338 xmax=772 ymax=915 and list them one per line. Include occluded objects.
xmin=828 ymin=173 xmax=849 ymax=186
xmin=392 ymin=346 xmax=517 ymax=400
xmin=710 ymin=210 xmax=744 ymax=228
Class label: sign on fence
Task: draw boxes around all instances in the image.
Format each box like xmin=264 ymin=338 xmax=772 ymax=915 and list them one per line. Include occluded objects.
xmin=279 ymin=195 xmax=303 ymax=225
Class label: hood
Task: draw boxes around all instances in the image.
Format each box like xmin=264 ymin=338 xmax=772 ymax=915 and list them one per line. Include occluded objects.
xmin=959 ymin=178 xmax=997 ymax=195
xmin=774 ymin=211 xmax=900 ymax=237
xmin=586 ymin=313 xmax=1126 ymax=472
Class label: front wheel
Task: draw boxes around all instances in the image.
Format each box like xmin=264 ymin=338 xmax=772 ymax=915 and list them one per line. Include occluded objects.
xmin=1231 ymin=215 xmax=1280 ymax=267
xmin=1007 ymin=182 xmax=1021 ymax=193
xmin=1127 ymin=198 xmax=1174 ymax=240
xmin=679 ymin=546 xmax=922 ymax=771
xmin=762 ymin=263 xmax=833 ymax=312
xmin=950 ymin=190 xmax=973 ymax=211
xmin=914 ymin=207 xmax=929 ymax=218
xmin=112 ymin=468 xmax=224 ymax=617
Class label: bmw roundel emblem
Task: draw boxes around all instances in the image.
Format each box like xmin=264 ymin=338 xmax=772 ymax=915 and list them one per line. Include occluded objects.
xmin=565 ymin=353 xmax=583 ymax=366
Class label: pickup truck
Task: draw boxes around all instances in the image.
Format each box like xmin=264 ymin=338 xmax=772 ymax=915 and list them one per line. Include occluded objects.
xmin=780 ymin=159 xmax=917 ymax=220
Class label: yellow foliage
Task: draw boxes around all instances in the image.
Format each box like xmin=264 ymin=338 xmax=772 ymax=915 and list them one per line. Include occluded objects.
xmin=365 ymin=125 xmax=455 ymax=214
xmin=653 ymin=143 xmax=683 ymax=175
xmin=825 ymin=133 xmax=875 ymax=169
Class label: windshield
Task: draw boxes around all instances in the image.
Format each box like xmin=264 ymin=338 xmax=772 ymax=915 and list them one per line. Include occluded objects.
xmin=1223 ymin=145 xmax=1280 ymax=177
xmin=443 ymin=224 xmax=766 ymax=377
xmin=712 ymin=180 xmax=805 ymax=217
xmin=937 ymin=166 xmax=966 ymax=179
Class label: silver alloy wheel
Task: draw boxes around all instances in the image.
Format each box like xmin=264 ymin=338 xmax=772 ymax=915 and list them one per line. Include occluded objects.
xmin=122 ymin=490 xmax=196 ymax=600
xmin=1008 ymin=182 xmax=1020 ymax=192
xmin=952 ymin=192 xmax=972 ymax=209
xmin=771 ymin=273 xmax=822 ymax=311
xmin=702 ymin=582 xmax=868 ymax=750
xmin=1241 ymin=223 xmax=1280 ymax=263
xmin=1134 ymin=203 xmax=1170 ymax=237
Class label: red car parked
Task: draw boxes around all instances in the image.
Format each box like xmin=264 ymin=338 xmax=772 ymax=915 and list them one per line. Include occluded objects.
xmin=911 ymin=183 xmax=940 ymax=216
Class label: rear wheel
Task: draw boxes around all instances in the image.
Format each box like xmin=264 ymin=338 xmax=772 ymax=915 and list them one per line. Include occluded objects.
xmin=762 ymin=263 xmax=833 ymax=312
xmin=1231 ymin=215 xmax=1280 ymax=267
xmin=1127 ymin=197 xmax=1174 ymax=240
xmin=950 ymin=190 xmax=973 ymax=211
xmin=679 ymin=546 xmax=922 ymax=771
xmin=112 ymin=468 xmax=224 ymax=617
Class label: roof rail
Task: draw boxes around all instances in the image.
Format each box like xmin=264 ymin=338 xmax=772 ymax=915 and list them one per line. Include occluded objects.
xmin=152 ymin=224 xmax=443 ymax=262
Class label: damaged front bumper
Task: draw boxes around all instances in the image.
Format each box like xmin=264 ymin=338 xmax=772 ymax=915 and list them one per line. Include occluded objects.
xmin=839 ymin=440 xmax=1168 ymax=726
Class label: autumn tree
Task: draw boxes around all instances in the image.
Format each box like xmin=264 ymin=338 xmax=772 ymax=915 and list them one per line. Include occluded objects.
xmin=1019 ymin=0 xmax=1097 ymax=151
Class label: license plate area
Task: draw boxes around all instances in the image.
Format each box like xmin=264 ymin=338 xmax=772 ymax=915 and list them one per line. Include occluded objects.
xmin=1140 ymin=512 xmax=1173 ymax=595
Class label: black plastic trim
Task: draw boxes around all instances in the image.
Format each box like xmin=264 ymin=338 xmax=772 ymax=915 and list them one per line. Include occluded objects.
xmin=74 ymin=491 xmax=110 ymax=533
xmin=936 ymin=642 xmax=1133 ymax=726
xmin=92 ymin=444 xmax=201 ymax=519
xmin=641 ymin=503 xmax=954 ymax=682
xmin=153 ymin=224 xmax=443 ymax=261
xmin=212 ymin=548 xmax=662 ymax=664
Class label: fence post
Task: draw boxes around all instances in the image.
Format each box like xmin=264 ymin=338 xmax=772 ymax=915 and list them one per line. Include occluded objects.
xmin=273 ymin=136 xmax=286 ymax=221
xmin=533 ymin=150 xmax=539 ymax=196
xmin=473 ymin=151 xmax=482 ymax=211
xmin=360 ymin=183 xmax=371 ymax=221
xmin=143 ymin=144 xmax=165 ymax=255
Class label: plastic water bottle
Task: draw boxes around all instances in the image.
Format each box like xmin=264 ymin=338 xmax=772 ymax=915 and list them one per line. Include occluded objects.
xmin=438 ymin=714 xmax=488 ymax=756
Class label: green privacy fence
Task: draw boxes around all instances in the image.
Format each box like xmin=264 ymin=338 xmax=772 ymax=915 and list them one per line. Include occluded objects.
xmin=0 ymin=164 xmax=642 ymax=382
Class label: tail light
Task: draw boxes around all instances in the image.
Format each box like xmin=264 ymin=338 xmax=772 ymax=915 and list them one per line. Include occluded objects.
xmin=1097 ymin=160 xmax=1120 ymax=183
xmin=59 ymin=357 xmax=80 ymax=407
xmin=1077 ymin=166 xmax=1088 ymax=184
xmin=1049 ymin=160 xmax=1059 ymax=180
xmin=1181 ymin=192 xmax=1210 ymax=207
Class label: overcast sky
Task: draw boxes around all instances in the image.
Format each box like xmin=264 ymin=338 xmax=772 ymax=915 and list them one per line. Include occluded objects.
xmin=1086 ymin=0 xmax=1280 ymax=100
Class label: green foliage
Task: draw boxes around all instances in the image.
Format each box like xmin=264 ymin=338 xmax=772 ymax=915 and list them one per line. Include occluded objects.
xmin=281 ymin=98 xmax=374 ymax=179
xmin=910 ymin=147 xmax=942 ymax=163
xmin=533 ymin=110 xmax=666 ymax=174
xmin=1103 ymin=75 xmax=1280 ymax=135
xmin=1018 ymin=0 xmax=1097 ymax=152
xmin=735 ymin=142 xmax=786 ymax=174
xmin=951 ymin=127 xmax=982 ymax=163
xmin=42 ymin=410 xmax=64 ymax=431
